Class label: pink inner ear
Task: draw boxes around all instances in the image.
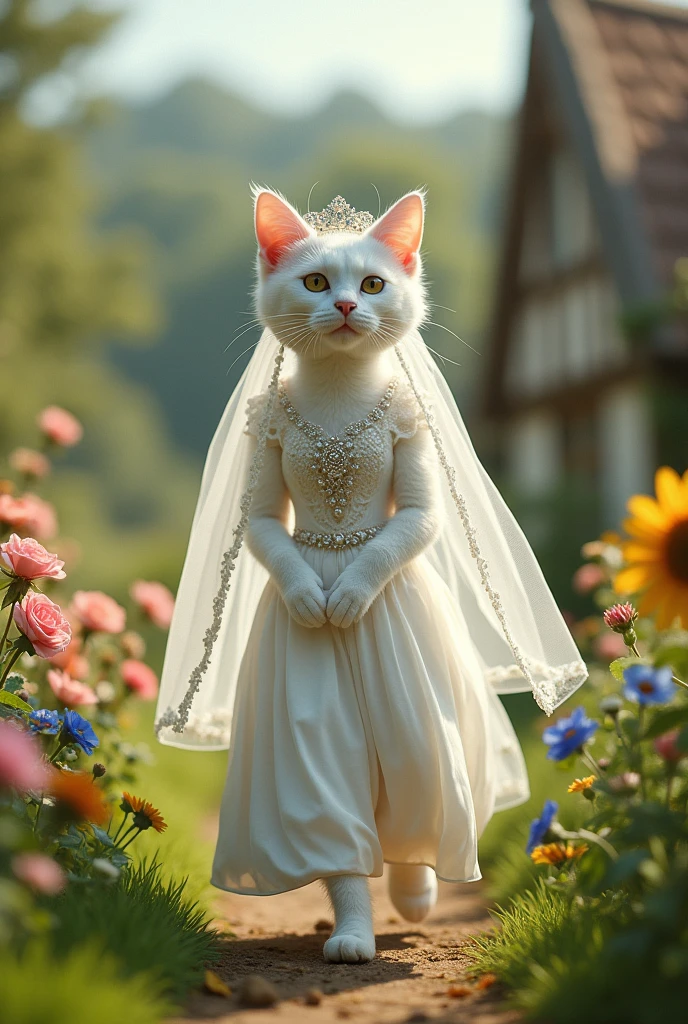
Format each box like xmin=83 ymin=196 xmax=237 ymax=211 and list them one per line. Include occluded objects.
xmin=369 ymin=194 xmax=424 ymax=271
xmin=255 ymin=191 xmax=311 ymax=266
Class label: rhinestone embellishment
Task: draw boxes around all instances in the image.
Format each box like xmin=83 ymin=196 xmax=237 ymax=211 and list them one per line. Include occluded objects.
xmin=293 ymin=523 xmax=387 ymax=549
xmin=278 ymin=379 xmax=398 ymax=523
xmin=303 ymin=196 xmax=375 ymax=235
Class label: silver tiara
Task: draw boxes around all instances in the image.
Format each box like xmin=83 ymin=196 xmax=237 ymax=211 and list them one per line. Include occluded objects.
xmin=304 ymin=196 xmax=374 ymax=235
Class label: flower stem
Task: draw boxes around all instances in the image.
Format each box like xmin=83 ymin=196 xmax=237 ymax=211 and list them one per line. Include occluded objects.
xmin=0 ymin=646 xmax=22 ymax=688
xmin=0 ymin=601 xmax=16 ymax=655
xmin=119 ymin=829 xmax=141 ymax=852
xmin=114 ymin=823 xmax=137 ymax=847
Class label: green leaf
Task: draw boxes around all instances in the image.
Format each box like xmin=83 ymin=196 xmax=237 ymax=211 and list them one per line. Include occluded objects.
xmin=642 ymin=706 xmax=688 ymax=739
xmin=654 ymin=644 xmax=688 ymax=677
xmin=4 ymin=672 xmax=27 ymax=694
xmin=0 ymin=690 xmax=32 ymax=714
xmin=676 ymin=726 xmax=688 ymax=753
xmin=57 ymin=832 xmax=83 ymax=849
xmin=610 ymin=657 xmax=638 ymax=681
xmin=90 ymin=825 xmax=114 ymax=847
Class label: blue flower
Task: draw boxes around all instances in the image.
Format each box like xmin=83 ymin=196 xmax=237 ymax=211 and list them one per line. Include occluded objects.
xmin=28 ymin=709 xmax=62 ymax=735
xmin=526 ymin=799 xmax=558 ymax=854
xmin=542 ymin=705 xmax=599 ymax=761
xmin=62 ymin=709 xmax=99 ymax=756
xmin=623 ymin=664 xmax=676 ymax=706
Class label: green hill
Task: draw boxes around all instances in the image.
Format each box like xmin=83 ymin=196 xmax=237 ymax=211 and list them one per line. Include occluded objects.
xmin=87 ymin=80 xmax=508 ymax=457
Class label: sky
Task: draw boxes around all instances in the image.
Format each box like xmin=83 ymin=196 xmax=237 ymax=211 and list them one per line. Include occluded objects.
xmin=77 ymin=0 xmax=533 ymax=122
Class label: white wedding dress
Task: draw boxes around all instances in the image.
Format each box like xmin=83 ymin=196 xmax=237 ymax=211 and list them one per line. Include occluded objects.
xmin=211 ymin=376 xmax=530 ymax=896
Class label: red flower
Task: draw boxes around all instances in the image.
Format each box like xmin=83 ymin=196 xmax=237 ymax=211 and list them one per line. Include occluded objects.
xmin=603 ymin=603 xmax=638 ymax=633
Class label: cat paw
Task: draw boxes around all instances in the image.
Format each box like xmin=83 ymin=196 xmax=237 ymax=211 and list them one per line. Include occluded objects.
xmin=282 ymin=577 xmax=327 ymax=628
xmin=388 ymin=865 xmax=438 ymax=923
xmin=326 ymin=574 xmax=377 ymax=628
xmin=323 ymin=930 xmax=376 ymax=963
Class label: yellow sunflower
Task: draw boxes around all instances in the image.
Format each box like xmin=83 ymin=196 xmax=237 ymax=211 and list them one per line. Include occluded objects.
xmin=530 ymin=842 xmax=588 ymax=865
xmin=614 ymin=467 xmax=688 ymax=629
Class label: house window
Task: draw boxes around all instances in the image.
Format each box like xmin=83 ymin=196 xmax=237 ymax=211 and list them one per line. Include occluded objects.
xmin=551 ymin=149 xmax=593 ymax=268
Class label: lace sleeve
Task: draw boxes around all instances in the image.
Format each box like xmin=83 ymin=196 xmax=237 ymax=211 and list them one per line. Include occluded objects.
xmin=244 ymin=391 xmax=281 ymax=446
xmin=389 ymin=381 xmax=429 ymax=443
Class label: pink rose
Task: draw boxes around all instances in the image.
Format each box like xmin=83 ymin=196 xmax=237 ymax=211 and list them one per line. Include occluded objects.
xmin=0 ymin=493 xmax=57 ymax=540
xmin=0 ymin=534 xmax=66 ymax=581
xmin=47 ymin=668 xmax=98 ymax=707
xmin=121 ymin=659 xmax=159 ymax=700
xmin=654 ymin=729 xmax=686 ymax=763
xmin=12 ymin=853 xmax=66 ymax=895
xmin=130 ymin=580 xmax=175 ymax=630
xmin=0 ymin=721 xmax=50 ymax=793
xmin=49 ymin=634 xmax=89 ymax=679
xmin=572 ymin=563 xmax=605 ymax=595
xmin=9 ymin=448 xmax=51 ymax=479
xmin=37 ymin=405 xmax=83 ymax=447
xmin=120 ymin=630 xmax=146 ymax=659
xmin=71 ymin=590 xmax=126 ymax=634
xmin=13 ymin=591 xmax=72 ymax=658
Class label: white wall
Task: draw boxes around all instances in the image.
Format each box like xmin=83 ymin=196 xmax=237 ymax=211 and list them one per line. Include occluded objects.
xmin=598 ymin=382 xmax=654 ymax=526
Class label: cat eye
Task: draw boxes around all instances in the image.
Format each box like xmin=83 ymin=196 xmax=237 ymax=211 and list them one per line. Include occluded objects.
xmin=303 ymin=273 xmax=329 ymax=292
xmin=361 ymin=276 xmax=385 ymax=295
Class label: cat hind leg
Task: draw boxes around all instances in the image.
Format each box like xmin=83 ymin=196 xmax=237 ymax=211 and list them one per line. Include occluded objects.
xmin=387 ymin=864 xmax=438 ymax=923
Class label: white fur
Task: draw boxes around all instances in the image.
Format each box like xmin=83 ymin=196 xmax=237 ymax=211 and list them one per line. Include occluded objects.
xmin=322 ymin=875 xmax=375 ymax=963
xmin=246 ymin=189 xmax=439 ymax=960
xmin=388 ymin=864 xmax=439 ymax=923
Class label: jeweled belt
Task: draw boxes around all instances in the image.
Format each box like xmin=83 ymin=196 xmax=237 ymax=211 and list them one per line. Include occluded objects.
xmin=292 ymin=522 xmax=387 ymax=549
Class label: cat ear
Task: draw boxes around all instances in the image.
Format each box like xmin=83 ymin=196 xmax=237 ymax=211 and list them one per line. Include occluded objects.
xmin=254 ymin=189 xmax=312 ymax=267
xmin=368 ymin=192 xmax=425 ymax=273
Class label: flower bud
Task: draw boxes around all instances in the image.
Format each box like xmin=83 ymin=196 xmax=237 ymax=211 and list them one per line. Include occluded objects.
xmin=92 ymin=763 xmax=107 ymax=778
xmin=600 ymin=694 xmax=623 ymax=717
xmin=603 ymin=603 xmax=637 ymax=633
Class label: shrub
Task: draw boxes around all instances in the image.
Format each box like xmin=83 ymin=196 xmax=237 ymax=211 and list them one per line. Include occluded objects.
xmin=48 ymin=857 xmax=219 ymax=999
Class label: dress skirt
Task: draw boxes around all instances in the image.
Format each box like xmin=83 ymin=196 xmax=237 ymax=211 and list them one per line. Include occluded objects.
xmin=211 ymin=542 xmax=530 ymax=896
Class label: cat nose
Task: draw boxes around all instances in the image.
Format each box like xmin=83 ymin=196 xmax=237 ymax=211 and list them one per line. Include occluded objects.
xmin=335 ymin=301 xmax=357 ymax=318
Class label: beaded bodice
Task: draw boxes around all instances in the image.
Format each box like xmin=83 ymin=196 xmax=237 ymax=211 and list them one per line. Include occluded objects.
xmin=245 ymin=378 xmax=426 ymax=533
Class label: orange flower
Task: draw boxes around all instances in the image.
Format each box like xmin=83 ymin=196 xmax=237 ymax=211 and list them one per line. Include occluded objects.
xmin=615 ymin=467 xmax=688 ymax=629
xmin=122 ymin=791 xmax=167 ymax=833
xmin=568 ymin=775 xmax=596 ymax=793
xmin=531 ymin=842 xmax=588 ymax=865
xmin=50 ymin=770 xmax=110 ymax=825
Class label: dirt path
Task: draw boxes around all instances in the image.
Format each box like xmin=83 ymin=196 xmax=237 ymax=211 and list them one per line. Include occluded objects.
xmin=175 ymin=875 xmax=521 ymax=1024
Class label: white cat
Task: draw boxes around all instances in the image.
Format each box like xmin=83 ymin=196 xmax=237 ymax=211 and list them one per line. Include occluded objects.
xmin=246 ymin=189 xmax=440 ymax=961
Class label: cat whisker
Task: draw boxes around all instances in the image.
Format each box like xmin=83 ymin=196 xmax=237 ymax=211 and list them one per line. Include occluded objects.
xmin=226 ymin=341 xmax=261 ymax=375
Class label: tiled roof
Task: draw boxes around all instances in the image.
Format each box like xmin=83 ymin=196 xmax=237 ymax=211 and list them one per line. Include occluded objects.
xmin=585 ymin=0 xmax=688 ymax=286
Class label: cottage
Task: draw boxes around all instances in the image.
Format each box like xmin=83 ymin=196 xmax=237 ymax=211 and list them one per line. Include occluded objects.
xmin=486 ymin=0 xmax=688 ymax=526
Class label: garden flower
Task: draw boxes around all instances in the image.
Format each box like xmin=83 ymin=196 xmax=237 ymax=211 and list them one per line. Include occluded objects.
xmin=0 ymin=720 xmax=50 ymax=792
xmin=92 ymin=858 xmax=120 ymax=880
xmin=654 ymin=729 xmax=686 ymax=762
xmin=530 ymin=842 xmax=588 ymax=865
xmin=37 ymin=405 xmax=83 ymax=447
xmin=572 ymin=563 xmax=605 ymax=595
xmin=61 ymin=709 xmax=99 ymax=756
xmin=0 ymin=533 xmax=66 ymax=581
xmin=50 ymin=769 xmax=109 ymax=824
xmin=542 ymin=706 xmax=598 ymax=761
xmin=120 ymin=658 xmax=158 ymax=700
xmin=47 ymin=669 xmax=98 ymax=707
xmin=28 ymin=709 xmax=62 ymax=735
xmin=622 ymin=664 xmax=676 ymax=706
xmin=130 ymin=579 xmax=175 ymax=629
xmin=49 ymin=633 xmax=89 ymax=679
xmin=0 ymin=492 xmax=58 ymax=539
xmin=124 ymin=792 xmax=167 ymax=833
xmin=526 ymin=799 xmax=558 ymax=854
xmin=9 ymin=448 xmax=50 ymax=480
xmin=71 ymin=590 xmax=126 ymax=634
xmin=615 ymin=467 xmax=688 ymax=629
xmin=120 ymin=630 xmax=146 ymax=659
xmin=593 ymin=632 xmax=627 ymax=661
xmin=568 ymin=775 xmax=595 ymax=793
xmin=599 ymin=693 xmax=623 ymax=717
xmin=603 ymin=602 xmax=638 ymax=632
xmin=13 ymin=591 xmax=71 ymax=658
xmin=12 ymin=853 xmax=66 ymax=895
xmin=608 ymin=771 xmax=641 ymax=795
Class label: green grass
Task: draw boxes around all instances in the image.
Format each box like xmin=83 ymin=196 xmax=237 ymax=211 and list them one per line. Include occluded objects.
xmin=50 ymin=857 xmax=219 ymax=1000
xmin=0 ymin=941 xmax=172 ymax=1024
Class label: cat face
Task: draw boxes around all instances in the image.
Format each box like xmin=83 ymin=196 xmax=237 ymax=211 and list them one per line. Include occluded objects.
xmin=254 ymin=190 xmax=426 ymax=359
